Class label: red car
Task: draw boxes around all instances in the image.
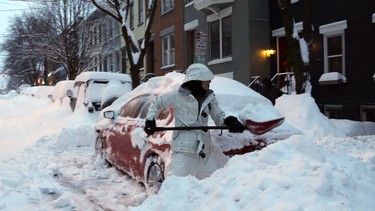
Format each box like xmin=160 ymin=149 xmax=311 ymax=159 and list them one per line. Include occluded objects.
xmin=95 ymin=72 xmax=287 ymax=190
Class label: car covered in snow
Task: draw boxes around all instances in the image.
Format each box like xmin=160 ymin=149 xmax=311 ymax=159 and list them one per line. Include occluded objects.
xmin=52 ymin=80 xmax=75 ymax=104
xmin=95 ymin=72 xmax=291 ymax=189
xmin=67 ymin=72 xmax=132 ymax=113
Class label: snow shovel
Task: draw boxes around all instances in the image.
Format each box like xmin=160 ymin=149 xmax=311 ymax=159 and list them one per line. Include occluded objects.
xmin=154 ymin=117 xmax=285 ymax=135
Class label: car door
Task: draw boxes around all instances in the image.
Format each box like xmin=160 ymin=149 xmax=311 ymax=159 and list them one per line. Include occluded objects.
xmin=104 ymin=95 xmax=151 ymax=175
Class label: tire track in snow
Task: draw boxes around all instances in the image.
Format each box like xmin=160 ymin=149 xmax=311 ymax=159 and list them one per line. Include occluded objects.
xmin=54 ymin=153 xmax=148 ymax=210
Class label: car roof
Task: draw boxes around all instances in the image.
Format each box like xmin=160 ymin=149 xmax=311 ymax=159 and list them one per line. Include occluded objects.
xmin=75 ymin=72 xmax=132 ymax=83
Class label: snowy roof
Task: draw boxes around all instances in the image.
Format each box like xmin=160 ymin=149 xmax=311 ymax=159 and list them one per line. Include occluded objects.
xmin=75 ymin=71 xmax=132 ymax=83
xmin=318 ymin=72 xmax=347 ymax=85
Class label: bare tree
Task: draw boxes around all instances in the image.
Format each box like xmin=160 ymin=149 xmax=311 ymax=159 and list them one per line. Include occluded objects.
xmin=277 ymin=0 xmax=313 ymax=94
xmin=91 ymin=0 xmax=157 ymax=88
xmin=31 ymin=0 xmax=94 ymax=80
xmin=1 ymin=14 xmax=50 ymax=86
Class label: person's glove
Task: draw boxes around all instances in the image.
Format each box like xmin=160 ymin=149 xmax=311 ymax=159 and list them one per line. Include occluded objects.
xmin=144 ymin=119 xmax=156 ymax=136
xmin=224 ymin=116 xmax=244 ymax=133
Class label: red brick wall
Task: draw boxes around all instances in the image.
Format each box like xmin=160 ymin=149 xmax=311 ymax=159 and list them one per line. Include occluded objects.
xmin=152 ymin=0 xmax=184 ymax=76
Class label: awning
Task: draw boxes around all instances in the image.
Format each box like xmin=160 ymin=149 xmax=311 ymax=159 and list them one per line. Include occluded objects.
xmin=319 ymin=72 xmax=347 ymax=85
xmin=194 ymin=0 xmax=234 ymax=15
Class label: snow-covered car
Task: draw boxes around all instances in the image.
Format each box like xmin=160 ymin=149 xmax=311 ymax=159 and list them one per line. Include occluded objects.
xmin=52 ymin=80 xmax=75 ymax=104
xmin=20 ymin=85 xmax=54 ymax=99
xmin=68 ymin=72 xmax=132 ymax=113
xmin=95 ymin=72 xmax=288 ymax=189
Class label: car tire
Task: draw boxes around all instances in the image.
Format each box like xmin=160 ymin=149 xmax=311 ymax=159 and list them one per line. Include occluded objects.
xmin=146 ymin=156 xmax=164 ymax=193
xmin=95 ymin=136 xmax=104 ymax=158
xmin=95 ymin=136 xmax=111 ymax=166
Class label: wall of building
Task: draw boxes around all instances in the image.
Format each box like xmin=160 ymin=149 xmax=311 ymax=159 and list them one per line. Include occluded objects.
xmin=152 ymin=0 xmax=185 ymax=76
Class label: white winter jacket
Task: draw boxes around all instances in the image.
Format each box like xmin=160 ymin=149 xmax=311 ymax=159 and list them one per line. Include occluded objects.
xmin=146 ymin=64 xmax=226 ymax=160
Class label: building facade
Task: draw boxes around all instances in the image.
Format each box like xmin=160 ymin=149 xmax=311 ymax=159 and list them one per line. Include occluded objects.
xmin=183 ymin=0 xmax=272 ymax=86
xmin=148 ymin=0 xmax=185 ymax=76
xmin=78 ymin=0 xmax=374 ymax=121
xmin=269 ymin=0 xmax=375 ymax=121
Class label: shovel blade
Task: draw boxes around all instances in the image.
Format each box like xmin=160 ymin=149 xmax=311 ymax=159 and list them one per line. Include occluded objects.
xmin=244 ymin=117 xmax=285 ymax=135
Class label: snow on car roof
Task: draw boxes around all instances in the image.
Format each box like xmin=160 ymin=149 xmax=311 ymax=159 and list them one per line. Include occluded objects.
xmin=75 ymin=71 xmax=132 ymax=82
xmin=101 ymin=71 xmax=274 ymax=119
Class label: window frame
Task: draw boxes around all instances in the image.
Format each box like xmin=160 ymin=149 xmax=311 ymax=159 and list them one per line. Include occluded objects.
xmin=130 ymin=1 xmax=134 ymax=29
xmin=319 ymin=20 xmax=347 ymax=75
xmin=161 ymin=0 xmax=174 ymax=14
xmin=207 ymin=6 xmax=233 ymax=65
xmin=161 ymin=31 xmax=176 ymax=68
xmin=138 ymin=0 xmax=144 ymax=25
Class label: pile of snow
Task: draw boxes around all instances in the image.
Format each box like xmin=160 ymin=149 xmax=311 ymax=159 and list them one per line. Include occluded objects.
xmin=132 ymin=94 xmax=375 ymax=211
xmin=276 ymin=93 xmax=345 ymax=139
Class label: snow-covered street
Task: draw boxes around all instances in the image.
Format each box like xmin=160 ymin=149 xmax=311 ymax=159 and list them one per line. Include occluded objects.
xmin=0 ymin=96 xmax=33 ymax=160
xmin=0 ymin=94 xmax=148 ymax=210
xmin=0 ymin=92 xmax=375 ymax=211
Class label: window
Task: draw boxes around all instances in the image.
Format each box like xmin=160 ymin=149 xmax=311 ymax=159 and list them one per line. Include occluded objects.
xmin=121 ymin=47 xmax=127 ymax=73
xmin=326 ymin=35 xmax=343 ymax=73
xmin=208 ymin=7 xmax=232 ymax=62
xmin=108 ymin=19 xmax=113 ymax=38
xmin=185 ymin=0 xmax=193 ymax=5
xmin=320 ymin=20 xmax=347 ymax=75
xmin=103 ymin=57 xmax=108 ymax=72
xmin=161 ymin=0 xmax=174 ymax=14
xmin=120 ymin=95 xmax=150 ymax=118
xmin=138 ymin=0 xmax=144 ymax=24
xmin=130 ymin=1 xmax=134 ymax=28
xmin=109 ymin=54 xmax=113 ymax=72
xmin=162 ymin=33 xmax=175 ymax=67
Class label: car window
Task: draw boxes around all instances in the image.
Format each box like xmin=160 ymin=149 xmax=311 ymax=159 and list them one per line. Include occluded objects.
xmin=120 ymin=95 xmax=150 ymax=118
xmin=119 ymin=94 xmax=172 ymax=120
xmin=139 ymin=96 xmax=156 ymax=118
xmin=138 ymin=95 xmax=171 ymax=120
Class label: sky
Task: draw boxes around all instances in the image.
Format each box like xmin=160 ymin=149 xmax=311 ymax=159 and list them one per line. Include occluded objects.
xmin=0 ymin=0 xmax=33 ymax=71
xmin=0 ymin=72 xmax=374 ymax=210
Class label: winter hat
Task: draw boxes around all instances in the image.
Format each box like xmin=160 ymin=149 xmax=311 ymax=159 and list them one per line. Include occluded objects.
xmin=182 ymin=63 xmax=215 ymax=85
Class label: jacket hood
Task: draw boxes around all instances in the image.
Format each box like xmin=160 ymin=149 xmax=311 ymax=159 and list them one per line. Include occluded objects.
xmin=182 ymin=63 xmax=215 ymax=85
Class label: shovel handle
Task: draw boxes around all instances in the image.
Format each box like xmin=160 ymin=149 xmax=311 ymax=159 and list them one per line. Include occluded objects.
xmin=154 ymin=126 xmax=231 ymax=131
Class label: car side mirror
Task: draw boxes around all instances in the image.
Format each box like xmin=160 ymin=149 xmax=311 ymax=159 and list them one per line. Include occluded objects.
xmin=66 ymin=90 xmax=73 ymax=98
xmin=103 ymin=110 xmax=115 ymax=119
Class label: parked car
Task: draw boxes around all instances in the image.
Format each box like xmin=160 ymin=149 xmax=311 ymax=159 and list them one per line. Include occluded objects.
xmin=52 ymin=80 xmax=75 ymax=104
xmin=68 ymin=72 xmax=132 ymax=113
xmin=20 ymin=85 xmax=54 ymax=99
xmin=95 ymin=72 xmax=290 ymax=190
